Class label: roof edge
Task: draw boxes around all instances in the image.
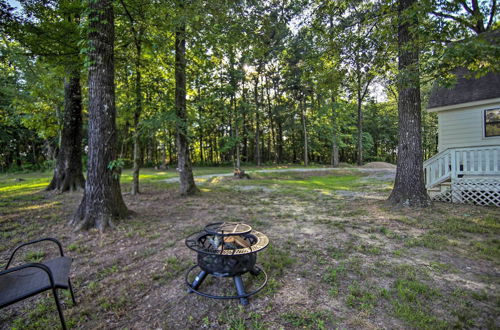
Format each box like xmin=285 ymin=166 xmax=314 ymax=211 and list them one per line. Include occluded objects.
xmin=427 ymin=97 xmax=500 ymax=112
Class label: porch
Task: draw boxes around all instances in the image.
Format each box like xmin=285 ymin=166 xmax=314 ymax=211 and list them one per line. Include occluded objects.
xmin=424 ymin=146 xmax=500 ymax=206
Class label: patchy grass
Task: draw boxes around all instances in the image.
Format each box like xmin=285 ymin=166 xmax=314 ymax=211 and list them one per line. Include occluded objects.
xmin=281 ymin=310 xmax=332 ymax=329
xmin=0 ymin=167 xmax=499 ymax=328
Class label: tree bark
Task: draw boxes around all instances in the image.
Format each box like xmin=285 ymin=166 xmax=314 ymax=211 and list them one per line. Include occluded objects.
xmin=301 ymin=98 xmax=308 ymax=166
xmin=253 ymin=77 xmax=261 ymax=166
xmin=388 ymin=0 xmax=431 ymax=207
xmin=331 ymin=95 xmax=339 ymax=167
xmin=265 ymin=76 xmax=276 ymax=162
xmin=131 ymin=40 xmax=142 ymax=195
xmin=71 ymin=0 xmax=129 ymax=231
xmin=47 ymin=69 xmax=85 ymax=192
xmin=175 ymin=17 xmax=198 ymax=196
xmin=356 ymin=62 xmax=363 ymax=166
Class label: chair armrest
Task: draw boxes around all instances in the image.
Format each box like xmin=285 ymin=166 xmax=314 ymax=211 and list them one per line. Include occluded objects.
xmin=0 ymin=263 xmax=56 ymax=288
xmin=5 ymin=238 xmax=65 ymax=270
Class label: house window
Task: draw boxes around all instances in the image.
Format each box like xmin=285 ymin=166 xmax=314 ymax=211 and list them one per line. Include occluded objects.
xmin=485 ymin=109 xmax=500 ymax=137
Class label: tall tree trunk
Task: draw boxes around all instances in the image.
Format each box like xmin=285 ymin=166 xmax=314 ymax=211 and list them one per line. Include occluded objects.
xmin=356 ymin=64 xmax=363 ymax=166
xmin=209 ymin=137 xmax=214 ymax=164
xmin=131 ymin=41 xmax=142 ymax=195
xmin=71 ymin=0 xmax=128 ymax=231
xmin=231 ymin=93 xmax=241 ymax=169
xmin=196 ymin=82 xmax=204 ymax=164
xmin=168 ymin=131 xmax=174 ymax=164
xmin=277 ymin=121 xmax=283 ymax=163
xmin=235 ymin=124 xmax=241 ymax=169
xmin=301 ymin=98 xmax=308 ymax=166
xmin=161 ymin=142 xmax=166 ymax=167
xmin=175 ymin=17 xmax=198 ymax=195
xmin=388 ymin=0 xmax=431 ymax=207
xmin=265 ymin=76 xmax=276 ymax=162
xmin=199 ymin=130 xmax=204 ymax=163
xmin=253 ymin=77 xmax=261 ymax=166
xmin=120 ymin=121 xmax=130 ymax=159
xmin=47 ymin=69 xmax=85 ymax=192
xmin=331 ymin=95 xmax=339 ymax=167
xmin=242 ymin=81 xmax=248 ymax=162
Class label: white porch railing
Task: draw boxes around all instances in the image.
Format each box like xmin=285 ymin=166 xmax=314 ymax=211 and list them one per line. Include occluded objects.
xmin=424 ymin=146 xmax=500 ymax=189
xmin=424 ymin=149 xmax=452 ymax=188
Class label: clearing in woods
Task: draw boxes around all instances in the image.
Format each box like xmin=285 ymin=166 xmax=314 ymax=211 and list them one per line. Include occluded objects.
xmin=0 ymin=166 xmax=499 ymax=329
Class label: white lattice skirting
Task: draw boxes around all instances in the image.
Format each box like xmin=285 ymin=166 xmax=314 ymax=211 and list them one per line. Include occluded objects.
xmin=432 ymin=190 xmax=452 ymax=203
xmin=449 ymin=179 xmax=500 ymax=207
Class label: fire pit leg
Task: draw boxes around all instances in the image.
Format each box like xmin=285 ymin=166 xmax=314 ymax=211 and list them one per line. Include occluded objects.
xmin=250 ymin=267 xmax=261 ymax=276
xmin=233 ymin=276 xmax=249 ymax=305
xmin=188 ymin=270 xmax=208 ymax=293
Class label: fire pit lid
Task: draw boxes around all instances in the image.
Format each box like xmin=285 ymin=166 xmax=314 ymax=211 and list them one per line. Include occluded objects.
xmin=185 ymin=229 xmax=269 ymax=255
xmin=204 ymin=222 xmax=252 ymax=236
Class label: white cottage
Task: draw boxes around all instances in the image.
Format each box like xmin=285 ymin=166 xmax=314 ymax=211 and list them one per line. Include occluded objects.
xmin=424 ymin=68 xmax=500 ymax=206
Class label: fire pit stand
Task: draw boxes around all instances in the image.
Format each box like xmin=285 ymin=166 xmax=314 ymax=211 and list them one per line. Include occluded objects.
xmin=185 ymin=222 xmax=269 ymax=305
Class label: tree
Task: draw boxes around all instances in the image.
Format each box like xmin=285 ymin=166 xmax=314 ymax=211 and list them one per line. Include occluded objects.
xmin=70 ymin=0 xmax=129 ymax=230
xmin=46 ymin=69 xmax=85 ymax=191
xmin=118 ymin=0 xmax=152 ymax=195
xmin=388 ymin=0 xmax=431 ymax=207
xmin=431 ymin=0 xmax=497 ymax=35
xmin=4 ymin=0 xmax=86 ymax=191
xmin=174 ymin=0 xmax=198 ymax=196
xmin=335 ymin=0 xmax=385 ymax=166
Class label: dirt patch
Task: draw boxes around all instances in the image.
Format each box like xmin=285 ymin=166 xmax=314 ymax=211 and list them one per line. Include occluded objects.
xmin=362 ymin=162 xmax=396 ymax=169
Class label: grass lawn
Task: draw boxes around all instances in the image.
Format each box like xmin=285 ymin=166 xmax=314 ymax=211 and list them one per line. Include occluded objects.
xmin=0 ymin=167 xmax=499 ymax=329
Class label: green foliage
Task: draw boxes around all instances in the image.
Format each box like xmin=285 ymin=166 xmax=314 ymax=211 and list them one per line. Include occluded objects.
xmin=1 ymin=0 xmax=497 ymax=172
xmin=108 ymin=159 xmax=125 ymax=179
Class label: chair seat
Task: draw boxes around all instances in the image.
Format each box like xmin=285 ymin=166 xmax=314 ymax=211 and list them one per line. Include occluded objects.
xmin=0 ymin=257 xmax=72 ymax=308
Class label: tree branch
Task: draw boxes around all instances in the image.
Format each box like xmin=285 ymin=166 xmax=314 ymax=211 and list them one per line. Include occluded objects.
xmin=119 ymin=0 xmax=139 ymax=46
xmin=431 ymin=11 xmax=478 ymax=32
xmin=460 ymin=0 xmax=475 ymax=15
xmin=487 ymin=0 xmax=497 ymax=30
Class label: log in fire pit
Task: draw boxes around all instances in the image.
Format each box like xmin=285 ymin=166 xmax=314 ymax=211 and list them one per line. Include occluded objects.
xmin=185 ymin=222 xmax=269 ymax=305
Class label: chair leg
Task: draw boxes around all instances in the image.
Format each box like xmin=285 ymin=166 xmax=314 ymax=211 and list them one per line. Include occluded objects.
xmin=52 ymin=288 xmax=67 ymax=330
xmin=68 ymin=278 xmax=77 ymax=305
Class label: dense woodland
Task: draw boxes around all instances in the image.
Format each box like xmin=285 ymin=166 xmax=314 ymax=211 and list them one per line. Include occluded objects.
xmin=0 ymin=0 xmax=496 ymax=169
xmin=0 ymin=0 xmax=498 ymax=213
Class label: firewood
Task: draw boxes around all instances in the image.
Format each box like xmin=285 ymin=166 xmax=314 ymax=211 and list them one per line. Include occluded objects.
xmin=233 ymin=236 xmax=250 ymax=248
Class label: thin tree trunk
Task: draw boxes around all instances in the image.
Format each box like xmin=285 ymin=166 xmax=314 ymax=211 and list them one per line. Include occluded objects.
xmin=301 ymin=98 xmax=308 ymax=166
xmin=242 ymin=82 xmax=248 ymax=162
xmin=331 ymin=95 xmax=339 ymax=167
xmin=175 ymin=16 xmax=198 ymax=195
xmin=388 ymin=0 xmax=431 ymax=207
xmin=356 ymin=62 xmax=363 ymax=166
xmin=71 ymin=0 xmax=128 ymax=231
xmin=131 ymin=41 xmax=142 ymax=195
xmin=199 ymin=130 xmax=204 ymax=163
xmin=254 ymin=77 xmax=261 ymax=166
xmin=168 ymin=131 xmax=173 ymax=164
xmin=265 ymin=76 xmax=276 ymax=162
xmin=161 ymin=143 xmax=166 ymax=168
xmin=47 ymin=69 xmax=85 ymax=192
xmin=120 ymin=121 xmax=130 ymax=159
xmin=277 ymin=121 xmax=283 ymax=163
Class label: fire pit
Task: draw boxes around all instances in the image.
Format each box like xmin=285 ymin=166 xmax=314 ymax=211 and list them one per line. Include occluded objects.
xmin=185 ymin=222 xmax=269 ymax=305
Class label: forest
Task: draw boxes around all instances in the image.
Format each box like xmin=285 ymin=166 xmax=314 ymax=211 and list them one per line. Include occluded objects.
xmin=1 ymin=0 xmax=496 ymax=173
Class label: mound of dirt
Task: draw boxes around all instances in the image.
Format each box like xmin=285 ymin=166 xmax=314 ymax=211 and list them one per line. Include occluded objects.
xmin=362 ymin=162 xmax=396 ymax=169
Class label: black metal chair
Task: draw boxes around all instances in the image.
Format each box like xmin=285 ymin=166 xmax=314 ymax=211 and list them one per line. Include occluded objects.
xmin=0 ymin=238 xmax=76 ymax=330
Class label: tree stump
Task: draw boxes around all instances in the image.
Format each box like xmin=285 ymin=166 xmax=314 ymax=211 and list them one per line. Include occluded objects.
xmin=234 ymin=168 xmax=250 ymax=179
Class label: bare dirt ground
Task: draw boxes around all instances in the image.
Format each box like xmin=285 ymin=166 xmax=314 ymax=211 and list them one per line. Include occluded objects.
xmin=0 ymin=169 xmax=499 ymax=329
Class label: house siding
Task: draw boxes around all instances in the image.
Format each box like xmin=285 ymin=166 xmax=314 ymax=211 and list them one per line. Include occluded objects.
xmin=438 ymin=102 xmax=500 ymax=152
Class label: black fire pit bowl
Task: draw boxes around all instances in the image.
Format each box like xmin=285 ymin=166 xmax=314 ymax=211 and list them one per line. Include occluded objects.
xmin=184 ymin=222 xmax=269 ymax=305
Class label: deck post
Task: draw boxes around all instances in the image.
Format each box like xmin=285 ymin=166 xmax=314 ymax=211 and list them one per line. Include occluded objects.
xmin=450 ymin=150 xmax=457 ymax=180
